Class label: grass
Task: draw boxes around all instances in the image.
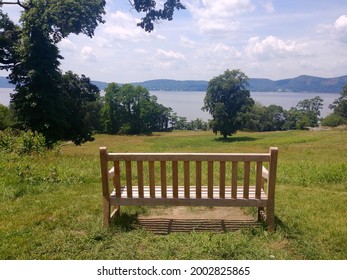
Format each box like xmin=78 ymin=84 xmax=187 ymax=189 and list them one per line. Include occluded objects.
xmin=0 ymin=128 xmax=346 ymax=259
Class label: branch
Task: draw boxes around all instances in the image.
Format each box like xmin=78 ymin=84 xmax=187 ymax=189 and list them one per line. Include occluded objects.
xmin=0 ymin=1 xmax=30 ymax=10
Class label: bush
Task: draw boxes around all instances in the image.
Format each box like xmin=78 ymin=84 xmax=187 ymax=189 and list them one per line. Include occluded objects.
xmin=0 ymin=128 xmax=47 ymax=155
xmin=321 ymin=114 xmax=347 ymax=127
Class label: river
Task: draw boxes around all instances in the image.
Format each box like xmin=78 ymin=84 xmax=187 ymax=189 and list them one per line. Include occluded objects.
xmin=0 ymin=88 xmax=340 ymax=121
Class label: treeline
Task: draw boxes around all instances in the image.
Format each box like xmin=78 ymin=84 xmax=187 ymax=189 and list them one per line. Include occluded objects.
xmin=244 ymin=86 xmax=347 ymax=131
xmin=244 ymin=96 xmax=325 ymax=131
xmin=98 ymin=83 xmax=209 ymax=134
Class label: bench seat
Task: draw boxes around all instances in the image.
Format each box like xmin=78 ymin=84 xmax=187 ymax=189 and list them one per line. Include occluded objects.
xmin=110 ymin=186 xmax=268 ymax=207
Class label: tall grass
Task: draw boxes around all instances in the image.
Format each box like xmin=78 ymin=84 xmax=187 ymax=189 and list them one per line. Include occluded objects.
xmin=0 ymin=128 xmax=346 ymax=259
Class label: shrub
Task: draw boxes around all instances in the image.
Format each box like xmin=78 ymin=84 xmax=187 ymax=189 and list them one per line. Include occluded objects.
xmin=0 ymin=128 xmax=47 ymax=155
xmin=321 ymin=113 xmax=347 ymax=127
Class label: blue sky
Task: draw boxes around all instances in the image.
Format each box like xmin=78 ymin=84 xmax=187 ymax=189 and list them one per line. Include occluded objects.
xmin=1 ymin=0 xmax=347 ymax=83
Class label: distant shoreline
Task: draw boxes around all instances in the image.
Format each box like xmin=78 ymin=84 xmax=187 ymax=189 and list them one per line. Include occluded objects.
xmin=1 ymin=74 xmax=346 ymax=93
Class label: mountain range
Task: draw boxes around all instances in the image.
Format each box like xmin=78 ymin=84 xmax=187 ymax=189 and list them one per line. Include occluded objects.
xmin=1 ymin=75 xmax=346 ymax=93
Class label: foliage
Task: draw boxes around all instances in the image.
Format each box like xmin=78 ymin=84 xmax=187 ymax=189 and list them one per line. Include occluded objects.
xmin=321 ymin=113 xmax=347 ymax=127
xmin=0 ymin=1 xmax=184 ymax=145
xmin=101 ymin=83 xmax=173 ymax=135
xmin=203 ymin=69 xmax=254 ymax=138
xmin=0 ymin=128 xmax=47 ymax=155
xmin=61 ymin=71 xmax=101 ymax=145
xmin=329 ymin=84 xmax=347 ymax=119
xmin=131 ymin=0 xmax=186 ymax=32
xmin=0 ymin=103 xmax=15 ymax=129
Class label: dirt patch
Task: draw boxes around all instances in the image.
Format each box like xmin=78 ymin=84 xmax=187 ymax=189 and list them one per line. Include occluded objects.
xmin=137 ymin=206 xmax=261 ymax=234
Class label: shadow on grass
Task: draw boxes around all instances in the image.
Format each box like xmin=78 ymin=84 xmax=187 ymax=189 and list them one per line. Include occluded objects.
xmin=214 ymin=136 xmax=258 ymax=143
xmin=112 ymin=212 xmax=140 ymax=231
xmin=111 ymin=212 xmax=261 ymax=235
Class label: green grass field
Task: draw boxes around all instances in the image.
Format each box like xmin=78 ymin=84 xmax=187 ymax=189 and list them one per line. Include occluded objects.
xmin=0 ymin=128 xmax=346 ymax=259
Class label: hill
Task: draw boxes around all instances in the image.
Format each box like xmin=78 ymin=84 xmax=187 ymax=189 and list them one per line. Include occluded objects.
xmin=1 ymin=75 xmax=347 ymax=92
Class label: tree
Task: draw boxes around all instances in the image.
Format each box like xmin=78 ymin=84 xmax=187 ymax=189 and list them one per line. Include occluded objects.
xmin=330 ymin=84 xmax=347 ymax=119
xmin=295 ymin=96 xmax=323 ymax=127
xmin=100 ymin=83 xmax=174 ymax=135
xmin=202 ymin=69 xmax=254 ymax=138
xmin=61 ymin=71 xmax=101 ymax=145
xmin=0 ymin=1 xmax=185 ymax=144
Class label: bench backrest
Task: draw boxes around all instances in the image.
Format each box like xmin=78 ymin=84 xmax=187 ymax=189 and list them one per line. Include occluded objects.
xmin=100 ymin=147 xmax=278 ymax=200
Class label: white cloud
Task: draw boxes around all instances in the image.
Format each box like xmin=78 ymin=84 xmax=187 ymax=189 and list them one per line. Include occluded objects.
xmin=334 ymin=15 xmax=347 ymax=29
xmin=186 ymin=0 xmax=254 ymax=34
xmin=81 ymin=46 xmax=97 ymax=62
xmin=59 ymin=39 xmax=77 ymax=52
xmin=180 ymin=35 xmax=195 ymax=48
xmin=157 ymin=49 xmax=185 ymax=60
xmin=334 ymin=15 xmax=347 ymax=42
xmin=245 ymin=36 xmax=309 ymax=59
xmin=102 ymin=11 xmax=149 ymax=41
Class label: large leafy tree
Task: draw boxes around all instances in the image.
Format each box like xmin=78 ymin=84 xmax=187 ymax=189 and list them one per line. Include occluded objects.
xmin=101 ymin=83 xmax=173 ymax=135
xmin=0 ymin=0 xmax=184 ymax=144
xmin=202 ymin=69 xmax=254 ymax=138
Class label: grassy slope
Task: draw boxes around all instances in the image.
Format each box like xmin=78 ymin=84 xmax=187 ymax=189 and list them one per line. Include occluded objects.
xmin=0 ymin=129 xmax=346 ymax=259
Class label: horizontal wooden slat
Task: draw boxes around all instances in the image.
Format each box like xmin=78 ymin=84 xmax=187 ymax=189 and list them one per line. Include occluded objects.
xmin=107 ymin=153 xmax=270 ymax=162
xmin=111 ymin=185 xmax=268 ymax=200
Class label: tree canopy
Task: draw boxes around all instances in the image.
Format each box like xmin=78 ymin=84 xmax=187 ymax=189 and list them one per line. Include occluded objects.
xmin=0 ymin=0 xmax=185 ymax=144
xmin=202 ymin=69 xmax=254 ymax=138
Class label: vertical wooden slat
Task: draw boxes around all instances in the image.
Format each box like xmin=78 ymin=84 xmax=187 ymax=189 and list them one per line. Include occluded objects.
xmin=172 ymin=161 xmax=178 ymax=198
xmin=196 ymin=161 xmax=202 ymax=198
xmin=266 ymin=147 xmax=278 ymax=232
xmin=184 ymin=161 xmax=190 ymax=198
xmin=243 ymin=161 xmax=250 ymax=199
xmin=231 ymin=161 xmax=238 ymax=199
xmin=219 ymin=161 xmax=226 ymax=198
xmin=149 ymin=161 xmax=155 ymax=198
xmin=125 ymin=161 xmax=132 ymax=198
xmin=208 ymin=161 xmax=214 ymax=198
xmin=100 ymin=147 xmax=110 ymax=227
xmin=137 ymin=161 xmax=144 ymax=198
xmin=114 ymin=161 xmax=121 ymax=198
xmin=255 ymin=161 xmax=262 ymax=199
xmin=160 ymin=161 xmax=167 ymax=198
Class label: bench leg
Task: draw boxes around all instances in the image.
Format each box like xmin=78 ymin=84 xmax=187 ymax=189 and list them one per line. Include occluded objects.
xmin=266 ymin=205 xmax=275 ymax=232
xmin=103 ymin=199 xmax=111 ymax=228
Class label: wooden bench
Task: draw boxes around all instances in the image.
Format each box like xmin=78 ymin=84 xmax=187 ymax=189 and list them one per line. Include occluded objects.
xmin=100 ymin=147 xmax=278 ymax=231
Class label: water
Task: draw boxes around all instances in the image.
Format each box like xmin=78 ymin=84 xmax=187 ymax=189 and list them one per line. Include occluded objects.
xmin=152 ymin=91 xmax=340 ymax=121
xmin=0 ymin=88 xmax=340 ymax=121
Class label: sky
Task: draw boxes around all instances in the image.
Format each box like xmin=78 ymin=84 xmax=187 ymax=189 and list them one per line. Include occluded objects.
xmin=1 ymin=0 xmax=347 ymax=83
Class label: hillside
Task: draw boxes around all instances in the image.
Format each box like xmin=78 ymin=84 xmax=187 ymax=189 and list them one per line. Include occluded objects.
xmin=1 ymin=75 xmax=346 ymax=92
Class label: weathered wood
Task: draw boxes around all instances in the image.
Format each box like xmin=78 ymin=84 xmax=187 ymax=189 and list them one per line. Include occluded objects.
xmin=219 ymin=161 xmax=226 ymax=199
xmin=208 ymin=161 xmax=214 ymax=198
xmin=125 ymin=161 xmax=132 ymax=198
xmin=256 ymin=161 xmax=263 ymax=199
xmin=100 ymin=147 xmax=110 ymax=227
xmin=100 ymin=147 xmax=278 ymax=231
xmin=107 ymin=153 xmax=270 ymax=162
xmin=243 ymin=161 xmax=250 ymax=199
xmin=149 ymin=161 xmax=155 ymax=198
xmin=196 ymin=161 xmax=202 ymax=198
xmin=266 ymin=147 xmax=278 ymax=231
xmin=232 ymin=161 xmax=238 ymax=199
xmin=160 ymin=161 xmax=167 ymax=198
xmin=183 ymin=161 xmax=190 ymax=198
xmin=172 ymin=161 xmax=178 ymax=198
xmin=137 ymin=161 xmax=144 ymax=198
